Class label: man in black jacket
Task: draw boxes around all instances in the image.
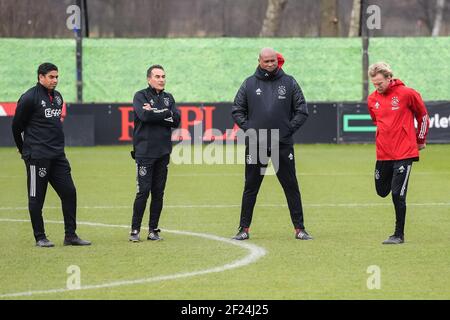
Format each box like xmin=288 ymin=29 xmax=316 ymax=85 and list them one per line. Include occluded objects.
xmin=231 ymin=48 xmax=313 ymax=241
xmin=129 ymin=65 xmax=180 ymax=242
xmin=12 ymin=62 xmax=91 ymax=247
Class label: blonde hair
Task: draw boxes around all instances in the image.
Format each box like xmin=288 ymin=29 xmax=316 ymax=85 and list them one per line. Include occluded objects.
xmin=368 ymin=62 xmax=393 ymax=78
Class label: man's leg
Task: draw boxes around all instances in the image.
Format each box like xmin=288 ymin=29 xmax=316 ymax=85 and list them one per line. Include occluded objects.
xmin=48 ymin=158 xmax=77 ymax=238
xmin=390 ymin=159 xmax=413 ymax=238
xmin=131 ymin=158 xmax=154 ymax=233
xmin=239 ymin=145 xmax=265 ymax=229
xmin=375 ymin=160 xmax=393 ymax=198
xmin=149 ymin=154 xmax=170 ymax=231
xmin=275 ymin=145 xmax=310 ymax=239
xmin=272 ymin=145 xmax=313 ymax=240
xmin=25 ymin=159 xmax=50 ymax=242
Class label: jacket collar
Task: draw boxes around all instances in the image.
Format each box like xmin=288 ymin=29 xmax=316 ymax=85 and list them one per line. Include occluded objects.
xmin=254 ymin=66 xmax=284 ymax=81
xmin=37 ymin=82 xmax=54 ymax=96
xmin=147 ymin=85 xmax=164 ymax=95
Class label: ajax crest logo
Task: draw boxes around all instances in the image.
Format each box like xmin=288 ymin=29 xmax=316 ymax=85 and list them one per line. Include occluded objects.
xmin=391 ymin=96 xmax=400 ymax=108
xmin=38 ymin=168 xmax=47 ymax=178
xmin=139 ymin=166 xmax=147 ymax=176
xmin=55 ymin=95 xmax=63 ymax=106
xmin=278 ymin=85 xmax=286 ymax=99
xmin=164 ymin=97 xmax=170 ymax=107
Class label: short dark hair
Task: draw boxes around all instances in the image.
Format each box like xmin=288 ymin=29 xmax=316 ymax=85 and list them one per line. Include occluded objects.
xmin=147 ymin=64 xmax=164 ymax=78
xmin=37 ymin=62 xmax=58 ymax=80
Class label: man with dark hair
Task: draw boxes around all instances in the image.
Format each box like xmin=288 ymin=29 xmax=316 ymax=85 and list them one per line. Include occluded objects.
xmin=368 ymin=62 xmax=429 ymax=244
xmin=129 ymin=65 xmax=180 ymax=242
xmin=12 ymin=62 xmax=91 ymax=247
xmin=231 ymin=48 xmax=313 ymax=241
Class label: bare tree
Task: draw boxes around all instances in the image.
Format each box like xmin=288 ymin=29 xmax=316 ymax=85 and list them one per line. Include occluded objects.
xmin=259 ymin=0 xmax=288 ymax=36
xmin=348 ymin=0 xmax=361 ymax=37
xmin=432 ymin=0 xmax=446 ymax=36
xmin=319 ymin=0 xmax=339 ymax=36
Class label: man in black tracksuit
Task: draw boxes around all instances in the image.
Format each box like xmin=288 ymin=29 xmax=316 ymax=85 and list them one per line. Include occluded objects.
xmin=11 ymin=62 xmax=91 ymax=247
xmin=129 ymin=65 xmax=180 ymax=242
xmin=231 ymin=48 xmax=313 ymax=240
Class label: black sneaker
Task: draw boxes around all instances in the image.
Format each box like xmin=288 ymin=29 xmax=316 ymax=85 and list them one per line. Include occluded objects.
xmin=129 ymin=230 xmax=140 ymax=242
xmin=147 ymin=229 xmax=163 ymax=241
xmin=295 ymin=229 xmax=313 ymax=240
xmin=36 ymin=238 xmax=55 ymax=247
xmin=232 ymin=227 xmax=249 ymax=240
xmin=64 ymin=235 xmax=91 ymax=246
xmin=382 ymin=235 xmax=404 ymax=244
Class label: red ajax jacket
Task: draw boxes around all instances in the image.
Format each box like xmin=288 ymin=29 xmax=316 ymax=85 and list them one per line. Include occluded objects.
xmin=367 ymin=79 xmax=429 ymax=161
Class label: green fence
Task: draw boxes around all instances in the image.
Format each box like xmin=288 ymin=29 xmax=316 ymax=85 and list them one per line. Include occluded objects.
xmin=0 ymin=37 xmax=449 ymax=103
xmin=0 ymin=39 xmax=77 ymax=102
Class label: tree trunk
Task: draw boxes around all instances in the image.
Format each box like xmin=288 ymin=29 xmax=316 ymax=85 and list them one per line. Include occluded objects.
xmin=432 ymin=0 xmax=446 ymax=36
xmin=320 ymin=0 xmax=338 ymax=37
xmin=348 ymin=0 xmax=361 ymax=37
xmin=259 ymin=0 xmax=288 ymax=37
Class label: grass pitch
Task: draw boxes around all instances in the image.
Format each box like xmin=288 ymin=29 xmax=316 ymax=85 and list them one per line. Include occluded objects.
xmin=0 ymin=144 xmax=449 ymax=299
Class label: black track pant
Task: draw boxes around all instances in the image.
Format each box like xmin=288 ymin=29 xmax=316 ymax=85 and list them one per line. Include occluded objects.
xmin=24 ymin=158 xmax=77 ymax=241
xmin=375 ymin=159 xmax=414 ymax=237
xmin=131 ymin=155 xmax=170 ymax=232
xmin=239 ymin=144 xmax=305 ymax=230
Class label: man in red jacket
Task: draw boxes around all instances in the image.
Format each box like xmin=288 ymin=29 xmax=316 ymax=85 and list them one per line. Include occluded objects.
xmin=367 ymin=62 xmax=429 ymax=244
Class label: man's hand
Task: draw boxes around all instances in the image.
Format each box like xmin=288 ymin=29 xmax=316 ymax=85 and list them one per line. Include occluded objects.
xmin=142 ymin=103 xmax=168 ymax=113
xmin=418 ymin=143 xmax=426 ymax=150
xmin=142 ymin=103 xmax=155 ymax=111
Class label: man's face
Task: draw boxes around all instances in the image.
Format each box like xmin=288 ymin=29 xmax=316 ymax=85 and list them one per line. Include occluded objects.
xmin=148 ymin=68 xmax=166 ymax=92
xmin=371 ymin=73 xmax=391 ymax=94
xmin=39 ymin=70 xmax=59 ymax=90
xmin=258 ymin=52 xmax=278 ymax=72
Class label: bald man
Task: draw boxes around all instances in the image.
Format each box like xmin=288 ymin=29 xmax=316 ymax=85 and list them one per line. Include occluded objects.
xmin=231 ymin=48 xmax=313 ymax=240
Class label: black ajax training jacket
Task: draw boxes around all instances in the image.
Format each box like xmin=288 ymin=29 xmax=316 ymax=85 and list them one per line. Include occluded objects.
xmin=133 ymin=86 xmax=181 ymax=159
xmin=12 ymin=82 xmax=65 ymax=160
xmin=231 ymin=67 xmax=308 ymax=145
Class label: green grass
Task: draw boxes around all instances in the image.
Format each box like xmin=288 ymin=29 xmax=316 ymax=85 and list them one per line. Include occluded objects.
xmin=0 ymin=144 xmax=449 ymax=299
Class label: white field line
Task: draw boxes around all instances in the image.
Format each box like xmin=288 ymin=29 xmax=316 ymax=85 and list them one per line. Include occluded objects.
xmin=1 ymin=202 xmax=450 ymax=212
xmin=0 ymin=219 xmax=266 ymax=298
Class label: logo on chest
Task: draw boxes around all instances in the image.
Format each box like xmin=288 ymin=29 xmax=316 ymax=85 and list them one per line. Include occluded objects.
xmin=278 ymin=85 xmax=286 ymax=99
xmin=163 ymin=97 xmax=170 ymax=107
xmin=391 ymin=96 xmax=400 ymax=110
xmin=255 ymin=88 xmax=262 ymax=96
xmin=55 ymin=95 xmax=62 ymax=106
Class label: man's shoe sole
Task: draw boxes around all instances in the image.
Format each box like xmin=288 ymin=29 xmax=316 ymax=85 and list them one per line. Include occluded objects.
xmin=232 ymin=236 xmax=249 ymax=241
xmin=64 ymin=241 xmax=91 ymax=246
xmin=382 ymin=241 xmax=404 ymax=244
xmin=36 ymin=243 xmax=54 ymax=248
